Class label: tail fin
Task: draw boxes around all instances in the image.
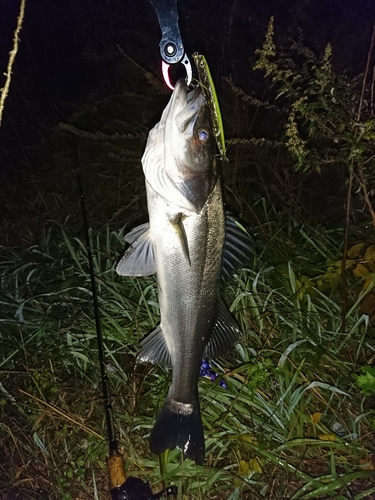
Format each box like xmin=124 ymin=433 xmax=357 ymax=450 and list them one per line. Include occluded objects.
xmin=149 ymin=398 xmax=205 ymax=465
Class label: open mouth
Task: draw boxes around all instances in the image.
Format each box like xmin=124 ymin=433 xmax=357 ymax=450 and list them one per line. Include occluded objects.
xmin=173 ymin=82 xmax=206 ymax=136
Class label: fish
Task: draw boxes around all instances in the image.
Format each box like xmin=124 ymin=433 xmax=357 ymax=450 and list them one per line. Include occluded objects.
xmin=117 ymin=79 xmax=254 ymax=464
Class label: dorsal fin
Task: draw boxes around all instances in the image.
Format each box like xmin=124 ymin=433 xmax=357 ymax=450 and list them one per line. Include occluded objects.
xmin=203 ymin=298 xmax=241 ymax=359
xmin=222 ymin=215 xmax=255 ymax=283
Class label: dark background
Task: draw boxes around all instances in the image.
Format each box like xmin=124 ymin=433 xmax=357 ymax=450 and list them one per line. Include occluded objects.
xmin=0 ymin=0 xmax=374 ymax=237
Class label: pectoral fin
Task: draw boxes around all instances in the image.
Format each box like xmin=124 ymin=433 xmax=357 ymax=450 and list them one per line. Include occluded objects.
xmin=203 ymin=298 xmax=241 ymax=359
xmin=169 ymin=213 xmax=191 ymax=266
xmin=116 ymin=223 xmax=156 ymax=276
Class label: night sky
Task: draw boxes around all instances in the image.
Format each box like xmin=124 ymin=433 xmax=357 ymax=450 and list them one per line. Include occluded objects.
xmin=0 ymin=0 xmax=374 ymax=179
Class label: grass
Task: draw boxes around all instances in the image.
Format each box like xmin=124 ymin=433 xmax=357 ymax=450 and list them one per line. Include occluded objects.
xmin=1 ymin=1 xmax=375 ymax=496
xmin=1 ymin=181 xmax=374 ymax=499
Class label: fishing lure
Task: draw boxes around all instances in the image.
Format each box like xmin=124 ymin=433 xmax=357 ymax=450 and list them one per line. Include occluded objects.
xmin=193 ymin=53 xmax=227 ymax=159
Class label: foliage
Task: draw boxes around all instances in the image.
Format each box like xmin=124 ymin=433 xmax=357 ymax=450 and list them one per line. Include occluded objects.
xmin=254 ymin=18 xmax=375 ymax=225
xmin=356 ymin=365 xmax=375 ymax=396
xmin=1 ymin=196 xmax=375 ymax=498
xmin=1 ymin=14 xmax=375 ymax=500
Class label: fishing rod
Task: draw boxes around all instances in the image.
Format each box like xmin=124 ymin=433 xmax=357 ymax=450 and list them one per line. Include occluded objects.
xmin=78 ymin=176 xmax=176 ymax=499
xmin=76 ymin=0 xmax=193 ymax=496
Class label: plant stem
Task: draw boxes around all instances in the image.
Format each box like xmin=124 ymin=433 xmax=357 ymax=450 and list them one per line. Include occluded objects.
xmin=357 ymin=23 xmax=375 ymax=122
xmin=356 ymin=169 xmax=375 ymax=227
xmin=342 ymin=22 xmax=375 ymax=330
xmin=0 ymin=0 xmax=26 ymax=125
xmin=341 ymin=172 xmax=352 ymax=332
xmin=356 ymin=22 xmax=375 ymax=224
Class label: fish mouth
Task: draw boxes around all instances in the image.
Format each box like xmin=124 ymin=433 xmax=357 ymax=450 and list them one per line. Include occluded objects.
xmin=171 ymin=80 xmax=206 ymax=136
xmin=172 ymin=79 xmax=197 ymax=104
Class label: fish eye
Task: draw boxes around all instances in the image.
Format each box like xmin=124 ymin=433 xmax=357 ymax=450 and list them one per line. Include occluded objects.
xmin=198 ymin=128 xmax=209 ymax=143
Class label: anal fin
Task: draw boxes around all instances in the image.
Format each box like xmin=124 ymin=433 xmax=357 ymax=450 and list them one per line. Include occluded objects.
xmin=137 ymin=325 xmax=172 ymax=367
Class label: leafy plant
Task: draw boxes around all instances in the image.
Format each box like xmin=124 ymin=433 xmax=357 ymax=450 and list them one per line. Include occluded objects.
xmin=1 ymin=16 xmax=375 ymax=500
xmin=356 ymin=365 xmax=375 ymax=395
xmin=1 ymin=213 xmax=374 ymax=499
xmin=254 ymin=18 xmax=375 ymax=227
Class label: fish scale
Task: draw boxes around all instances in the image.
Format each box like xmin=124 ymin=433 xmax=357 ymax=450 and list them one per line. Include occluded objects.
xmin=116 ymin=79 xmax=254 ymax=464
xmin=149 ymin=181 xmax=224 ymax=386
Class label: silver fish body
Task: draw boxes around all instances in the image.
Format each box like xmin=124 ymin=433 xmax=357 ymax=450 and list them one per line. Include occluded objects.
xmin=117 ymin=80 xmax=254 ymax=464
xmin=145 ymin=176 xmax=224 ymax=463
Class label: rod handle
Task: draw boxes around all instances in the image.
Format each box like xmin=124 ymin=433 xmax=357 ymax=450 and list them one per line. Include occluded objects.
xmin=107 ymin=453 xmax=126 ymax=490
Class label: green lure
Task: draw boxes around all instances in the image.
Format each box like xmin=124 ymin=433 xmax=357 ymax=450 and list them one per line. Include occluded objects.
xmin=192 ymin=53 xmax=227 ymax=159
